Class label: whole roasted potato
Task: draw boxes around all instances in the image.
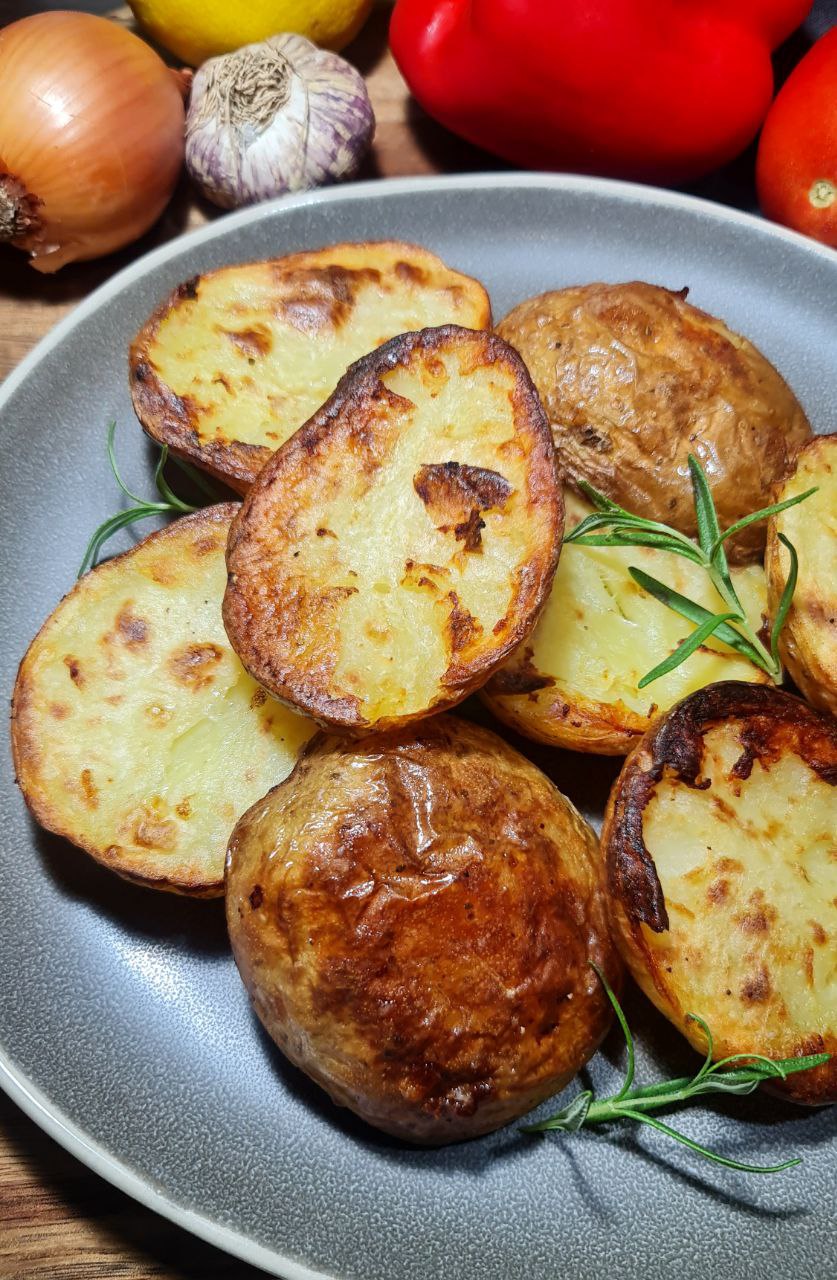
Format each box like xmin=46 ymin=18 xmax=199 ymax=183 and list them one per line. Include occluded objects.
xmin=498 ymin=282 xmax=811 ymax=562
xmin=602 ymin=682 xmax=837 ymax=1104
xmin=765 ymin=433 xmax=837 ymax=716
xmin=226 ymin=717 xmax=621 ymax=1143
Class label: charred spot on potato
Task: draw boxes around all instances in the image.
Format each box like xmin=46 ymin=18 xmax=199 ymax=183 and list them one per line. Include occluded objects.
xmin=63 ymin=656 xmax=84 ymax=687
xmin=249 ymin=884 xmax=264 ymax=910
xmin=168 ymin=642 xmax=225 ymax=690
xmin=250 ymin=687 xmax=268 ymax=709
xmin=707 ymin=877 xmax=729 ymax=905
xmin=414 ymin=460 xmax=513 ymax=551
xmin=225 ymin=326 xmax=272 ymax=359
xmin=445 ymin=593 xmax=483 ymax=654
xmin=740 ymin=967 xmax=772 ymax=1004
xmin=115 ymin=608 xmax=149 ymax=648
xmin=79 ymin=768 xmax=98 ymax=810
xmin=488 ymin=648 xmax=555 ymax=695
xmin=178 ymin=275 xmax=200 ymax=302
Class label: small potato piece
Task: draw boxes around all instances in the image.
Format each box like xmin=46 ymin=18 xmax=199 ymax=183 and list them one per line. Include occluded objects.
xmin=498 ymin=282 xmax=811 ymax=562
xmin=223 ymin=325 xmax=562 ymax=731
xmin=766 ymin=434 xmax=837 ymax=716
xmin=226 ymin=716 xmax=621 ymax=1143
xmin=131 ymin=241 xmax=491 ymax=492
xmin=11 ymin=507 xmax=315 ymax=895
xmin=482 ymin=491 xmax=771 ymax=755
xmin=602 ymin=683 xmax=837 ymax=1104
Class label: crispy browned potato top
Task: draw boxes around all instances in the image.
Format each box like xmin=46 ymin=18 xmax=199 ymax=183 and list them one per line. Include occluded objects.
xmin=226 ymin=717 xmax=621 ymax=1142
xmin=498 ymin=281 xmax=811 ymax=561
xmin=223 ymin=325 xmax=562 ymax=731
xmin=602 ymin=682 xmax=837 ymax=1103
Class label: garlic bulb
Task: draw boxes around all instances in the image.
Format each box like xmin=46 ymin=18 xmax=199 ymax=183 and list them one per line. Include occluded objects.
xmin=185 ymin=34 xmax=375 ymax=210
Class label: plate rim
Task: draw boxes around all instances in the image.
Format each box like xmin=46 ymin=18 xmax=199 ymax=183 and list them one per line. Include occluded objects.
xmin=2 ymin=169 xmax=835 ymax=1280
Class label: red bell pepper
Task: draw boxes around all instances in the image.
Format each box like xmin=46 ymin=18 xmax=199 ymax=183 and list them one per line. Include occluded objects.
xmin=389 ymin=1 xmax=813 ymax=184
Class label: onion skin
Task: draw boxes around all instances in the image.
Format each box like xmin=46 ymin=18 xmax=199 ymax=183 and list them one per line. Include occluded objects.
xmin=0 ymin=12 xmax=187 ymax=273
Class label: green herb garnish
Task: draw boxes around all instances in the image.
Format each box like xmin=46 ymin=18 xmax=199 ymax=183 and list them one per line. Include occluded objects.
xmin=563 ymin=455 xmax=815 ymax=688
xmin=523 ymin=966 xmax=829 ymax=1174
xmin=79 ymin=422 xmax=223 ymax=577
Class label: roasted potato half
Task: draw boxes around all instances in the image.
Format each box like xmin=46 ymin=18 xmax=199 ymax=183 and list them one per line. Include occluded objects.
xmin=498 ymin=282 xmax=811 ymax=562
xmin=223 ymin=325 xmax=562 ymax=731
xmin=602 ymin=683 xmax=837 ymax=1104
xmin=482 ymin=491 xmax=771 ymax=755
xmin=226 ymin=716 xmax=621 ymax=1143
xmin=766 ymin=434 xmax=837 ymax=717
xmin=131 ymin=241 xmax=491 ymax=491
xmin=11 ymin=507 xmax=315 ymax=895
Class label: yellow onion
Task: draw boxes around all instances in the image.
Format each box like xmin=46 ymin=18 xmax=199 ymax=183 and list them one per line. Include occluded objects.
xmin=0 ymin=12 xmax=188 ymax=273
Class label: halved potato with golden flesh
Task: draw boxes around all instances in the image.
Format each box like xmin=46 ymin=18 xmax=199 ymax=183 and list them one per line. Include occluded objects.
xmin=602 ymin=683 xmax=837 ymax=1103
xmin=482 ymin=491 xmax=771 ymax=755
xmin=11 ymin=507 xmax=315 ymax=895
xmin=497 ymin=281 xmax=812 ymax=562
xmin=226 ymin=716 xmax=622 ymax=1143
xmin=766 ymin=434 xmax=837 ymax=717
xmin=223 ymin=325 xmax=562 ymax=731
xmin=130 ymin=241 xmax=492 ymax=492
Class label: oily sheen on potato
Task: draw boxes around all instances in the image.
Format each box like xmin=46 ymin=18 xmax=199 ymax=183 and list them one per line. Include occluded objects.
xmin=602 ymin=683 xmax=837 ymax=1104
xmin=498 ymin=281 xmax=811 ymax=562
xmin=226 ymin=717 xmax=621 ymax=1143
xmin=130 ymin=241 xmax=491 ymax=491
xmin=482 ymin=491 xmax=771 ymax=755
xmin=11 ymin=507 xmax=314 ymax=895
xmin=766 ymin=433 xmax=837 ymax=717
xmin=223 ymin=325 xmax=562 ymax=730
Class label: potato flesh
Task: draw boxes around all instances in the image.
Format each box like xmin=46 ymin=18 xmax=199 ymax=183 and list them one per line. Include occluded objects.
xmin=146 ymin=245 xmax=489 ymax=453
xmin=326 ymin=358 xmax=528 ymax=720
xmin=539 ymin=495 xmax=767 ymax=714
xmin=770 ymin=436 xmax=837 ymax=713
xmin=640 ymin=723 xmax=836 ymax=1045
xmin=14 ymin=512 xmax=314 ymax=890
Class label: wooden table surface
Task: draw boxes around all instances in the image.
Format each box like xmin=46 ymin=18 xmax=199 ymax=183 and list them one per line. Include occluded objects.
xmin=1 ymin=1 xmax=832 ymax=1277
xmin=0 ymin=5 xmax=489 ymax=1279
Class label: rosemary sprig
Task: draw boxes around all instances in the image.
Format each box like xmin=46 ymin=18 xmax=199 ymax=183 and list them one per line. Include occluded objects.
xmin=78 ymin=422 xmax=223 ymax=577
xmin=523 ymin=967 xmax=830 ymax=1174
xmin=564 ymin=458 xmax=816 ymax=687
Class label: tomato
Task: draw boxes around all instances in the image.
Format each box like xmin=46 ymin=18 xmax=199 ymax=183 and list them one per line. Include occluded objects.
xmin=756 ymin=27 xmax=837 ymax=247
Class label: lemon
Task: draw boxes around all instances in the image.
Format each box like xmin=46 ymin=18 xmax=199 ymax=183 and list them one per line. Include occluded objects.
xmin=128 ymin=0 xmax=374 ymax=65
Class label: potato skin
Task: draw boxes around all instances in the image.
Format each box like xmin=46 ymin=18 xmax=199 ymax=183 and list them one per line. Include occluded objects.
xmin=765 ymin=434 xmax=837 ymax=716
xmin=498 ymin=282 xmax=811 ymax=562
xmin=130 ymin=241 xmax=492 ymax=493
xmin=223 ymin=325 xmax=562 ymax=732
xmin=602 ymin=682 xmax=837 ymax=1104
xmin=225 ymin=717 xmax=621 ymax=1143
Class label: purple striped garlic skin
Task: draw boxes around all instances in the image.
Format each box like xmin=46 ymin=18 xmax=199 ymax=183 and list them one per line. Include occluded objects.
xmin=185 ymin=34 xmax=376 ymax=210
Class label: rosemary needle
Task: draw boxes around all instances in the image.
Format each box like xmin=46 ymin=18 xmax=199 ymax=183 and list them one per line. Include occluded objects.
xmin=564 ymin=456 xmax=816 ymax=688
xmin=78 ymin=422 xmax=224 ymax=577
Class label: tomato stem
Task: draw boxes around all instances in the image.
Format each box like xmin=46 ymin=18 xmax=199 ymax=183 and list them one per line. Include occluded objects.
xmin=808 ymin=179 xmax=836 ymax=209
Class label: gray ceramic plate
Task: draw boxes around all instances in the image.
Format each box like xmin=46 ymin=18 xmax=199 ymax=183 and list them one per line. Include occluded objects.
xmin=1 ymin=175 xmax=835 ymax=1280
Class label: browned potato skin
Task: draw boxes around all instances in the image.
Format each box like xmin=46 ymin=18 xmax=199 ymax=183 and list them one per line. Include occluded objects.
xmin=602 ymin=682 xmax=837 ymax=1104
xmin=226 ymin=717 xmax=621 ymax=1143
xmin=223 ymin=325 xmax=562 ymax=732
xmin=765 ymin=434 xmax=837 ymax=716
xmin=130 ymin=241 xmax=491 ymax=493
xmin=498 ymin=282 xmax=812 ymax=562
